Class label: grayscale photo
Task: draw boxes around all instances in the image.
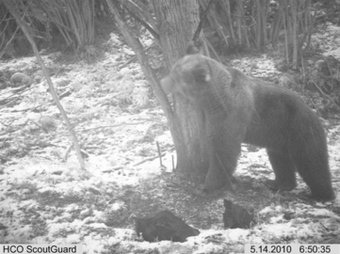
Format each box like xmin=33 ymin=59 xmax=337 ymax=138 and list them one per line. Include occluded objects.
xmin=0 ymin=0 xmax=339 ymax=253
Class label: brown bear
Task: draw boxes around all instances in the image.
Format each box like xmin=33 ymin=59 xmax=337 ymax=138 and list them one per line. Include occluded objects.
xmin=161 ymin=54 xmax=335 ymax=201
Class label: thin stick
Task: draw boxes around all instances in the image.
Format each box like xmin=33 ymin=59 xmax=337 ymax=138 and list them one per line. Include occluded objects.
xmin=156 ymin=141 xmax=163 ymax=168
xmin=171 ymin=154 xmax=175 ymax=172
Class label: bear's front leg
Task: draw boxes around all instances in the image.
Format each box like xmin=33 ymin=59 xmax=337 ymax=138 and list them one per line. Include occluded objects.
xmin=203 ymin=120 xmax=241 ymax=192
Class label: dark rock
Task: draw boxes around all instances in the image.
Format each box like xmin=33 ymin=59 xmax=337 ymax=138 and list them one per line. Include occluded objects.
xmin=223 ymin=199 xmax=254 ymax=229
xmin=135 ymin=210 xmax=200 ymax=242
xmin=10 ymin=72 xmax=32 ymax=87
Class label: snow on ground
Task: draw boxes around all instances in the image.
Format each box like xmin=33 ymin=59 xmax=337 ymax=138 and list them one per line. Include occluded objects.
xmin=0 ymin=31 xmax=340 ymax=252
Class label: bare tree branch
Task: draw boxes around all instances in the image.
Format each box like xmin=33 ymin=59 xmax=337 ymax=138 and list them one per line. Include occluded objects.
xmin=118 ymin=0 xmax=159 ymax=39
xmin=3 ymin=0 xmax=87 ymax=173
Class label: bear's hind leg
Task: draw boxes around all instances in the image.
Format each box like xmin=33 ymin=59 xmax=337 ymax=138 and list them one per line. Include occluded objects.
xmin=267 ymin=149 xmax=297 ymax=191
xmin=290 ymin=117 xmax=335 ymax=201
xmin=291 ymin=145 xmax=334 ymax=201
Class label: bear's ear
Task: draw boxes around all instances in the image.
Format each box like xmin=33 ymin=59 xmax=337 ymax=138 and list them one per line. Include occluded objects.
xmin=191 ymin=63 xmax=211 ymax=83
xmin=186 ymin=42 xmax=200 ymax=55
xmin=224 ymin=199 xmax=232 ymax=209
xmin=186 ymin=39 xmax=204 ymax=55
xmin=160 ymin=76 xmax=174 ymax=94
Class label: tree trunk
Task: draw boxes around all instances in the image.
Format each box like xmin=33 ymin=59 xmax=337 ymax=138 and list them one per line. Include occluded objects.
xmin=152 ymin=0 xmax=209 ymax=183
xmin=152 ymin=0 xmax=199 ymax=66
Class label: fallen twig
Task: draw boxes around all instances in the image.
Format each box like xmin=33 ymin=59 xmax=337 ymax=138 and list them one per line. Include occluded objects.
xmin=134 ymin=152 xmax=166 ymax=167
xmin=311 ymin=81 xmax=340 ymax=110
xmin=81 ymin=121 xmax=148 ymax=132
xmin=133 ymin=147 xmax=175 ymax=167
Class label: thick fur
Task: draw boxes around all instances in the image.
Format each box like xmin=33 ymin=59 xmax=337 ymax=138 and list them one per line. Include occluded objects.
xmin=161 ymin=54 xmax=335 ymax=201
